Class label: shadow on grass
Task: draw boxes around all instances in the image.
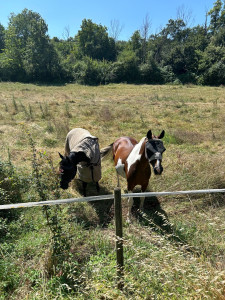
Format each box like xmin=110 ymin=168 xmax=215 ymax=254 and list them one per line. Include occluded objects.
xmin=132 ymin=194 xmax=172 ymax=234
xmin=72 ymin=179 xmax=114 ymax=227
xmin=132 ymin=191 xmax=200 ymax=256
xmin=203 ymin=180 xmax=225 ymax=208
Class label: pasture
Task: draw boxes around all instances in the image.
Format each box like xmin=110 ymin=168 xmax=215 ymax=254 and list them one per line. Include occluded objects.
xmin=0 ymin=82 xmax=225 ymax=299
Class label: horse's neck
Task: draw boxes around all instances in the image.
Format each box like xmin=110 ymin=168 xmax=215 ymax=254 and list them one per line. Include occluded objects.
xmin=69 ymin=152 xmax=90 ymax=165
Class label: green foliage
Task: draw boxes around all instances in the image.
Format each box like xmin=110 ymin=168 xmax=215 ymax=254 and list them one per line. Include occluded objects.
xmin=0 ymin=2 xmax=225 ymax=85
xmin=77 ymin=19 xmax=116 ymax=61
xmin=72 ymin=57 xmax=102 ymax=85
xmin=0 ymin=83 xmax=224 ymax=298
xmin=109 ymin=49 xmax=139 ymax=83
xmin=198 ymin=44 xmax=225 ymax=85
xmin=139 ymin=60 xmax=163 ymax=84
xmin=1 ymin=9 xmax=63 ymax=82
xmin=208 ymin=0 xmax=225 ymax=35
xmin=0 ymin=23 xmax=5 ymax=53
xmin=0 ymin=158 xmax=25 ymax=221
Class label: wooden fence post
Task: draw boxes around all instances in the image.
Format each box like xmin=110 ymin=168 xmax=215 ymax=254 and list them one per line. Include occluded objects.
xmin=114 ymin=187 xmax=124 ymax=290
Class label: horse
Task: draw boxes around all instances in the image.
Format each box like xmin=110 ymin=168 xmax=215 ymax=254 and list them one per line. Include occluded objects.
xmin=58 ymin=128 xmax=101 ymax=196
xmin=100 ymin=129 xmax=166 ymax=221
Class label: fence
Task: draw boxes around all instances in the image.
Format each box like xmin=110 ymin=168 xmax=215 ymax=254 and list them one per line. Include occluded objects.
xmin=0 ymin=187 xmax=225 ymax=290
xmin=1 ymin=188 xmax=225 ymax=210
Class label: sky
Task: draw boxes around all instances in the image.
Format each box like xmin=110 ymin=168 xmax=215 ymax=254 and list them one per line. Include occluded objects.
xmin=0 ymin=0 xmax=216 ymax=40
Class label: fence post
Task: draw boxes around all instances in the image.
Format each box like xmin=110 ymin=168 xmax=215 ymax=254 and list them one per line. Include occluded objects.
xmin=114 ymin=187 xmax=124 ymax=290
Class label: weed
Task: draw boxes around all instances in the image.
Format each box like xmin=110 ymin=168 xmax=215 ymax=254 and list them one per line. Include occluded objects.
xmin=39 ymin=102 xmax=51 ymax=119
xmin=12 ymin=95 xmax=18 ymax=113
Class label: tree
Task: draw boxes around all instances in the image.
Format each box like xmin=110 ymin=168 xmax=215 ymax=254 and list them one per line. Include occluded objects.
xmin=176 ymin=5 xmax=194 ymax=27
xmin=77 ymin=19 xmax=116 ymax=61
xmin=198 ymin=44 xmax=225 ymax=85
xmin=129 ymin=30 xmax=142 ymax=61
xmin=110 ymin=49 xmax=139 ymax=83
xmin=109 ymin=19 xmax=123 ymax=41
xmin=0 ymin=24 xmax=5 ymax=53
xmin=3 ymin=9 xmax=63 ymax=81
xmin=161 ymin=19 xmax=188 ymax=42
xmin=140 ymin=14 xmax=151 ymax=63
xmin=208 ymin=0 xmax=225 ymax=34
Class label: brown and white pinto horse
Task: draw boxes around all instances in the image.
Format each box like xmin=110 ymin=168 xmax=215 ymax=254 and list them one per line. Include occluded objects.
xmin=101 ymin=130 xmax=166 ymax=221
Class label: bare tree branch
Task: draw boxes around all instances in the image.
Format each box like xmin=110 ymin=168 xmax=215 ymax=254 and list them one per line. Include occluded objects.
xmin=62 ymin=25 xmax=70 ymax=40
xmin=109 ymin=19 xmax=124 ymax=41
xmin=141 ymin=13 xmax=152 ymax=40
xmin=176 ymin=5 xmax=194 ymax=27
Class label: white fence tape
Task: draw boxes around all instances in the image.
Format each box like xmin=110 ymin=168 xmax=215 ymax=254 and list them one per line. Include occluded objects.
xmin=0 ymin=188 xmax=224 ymax=210
xmin=125 ymin=188 xmax=225 ymax=198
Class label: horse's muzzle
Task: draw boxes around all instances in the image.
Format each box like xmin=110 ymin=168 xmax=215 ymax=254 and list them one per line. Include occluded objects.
xmin=60 ymin=181 xmax=69 ymax=190
xmin=154 ymin=166 xmax=163 ymax=175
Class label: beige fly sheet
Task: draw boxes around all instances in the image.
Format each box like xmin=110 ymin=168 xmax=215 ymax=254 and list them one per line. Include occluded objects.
xmin=65 ymin=128 xmax=101 ymax=183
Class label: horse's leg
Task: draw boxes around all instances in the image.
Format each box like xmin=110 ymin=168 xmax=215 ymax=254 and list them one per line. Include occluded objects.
xmin=127 ymin=191 xmax=133 ymax=223
xmin=139 ymin=196 xmax=145 ymax=211
xmin=82 ymin=181 xmax=87 ymax=197
xmin=96 ymin=182 xmax=100 ymax=193
xmin=140 ymin=183 xmax=148 ymax=211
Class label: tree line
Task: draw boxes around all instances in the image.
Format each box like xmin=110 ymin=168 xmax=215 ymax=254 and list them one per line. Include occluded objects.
xmin=0 ymin=1 xmax=225 ymax=86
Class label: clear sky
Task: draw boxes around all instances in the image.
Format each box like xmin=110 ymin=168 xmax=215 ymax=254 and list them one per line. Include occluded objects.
xmin=0 ymin=0 xmax=216 ymax=40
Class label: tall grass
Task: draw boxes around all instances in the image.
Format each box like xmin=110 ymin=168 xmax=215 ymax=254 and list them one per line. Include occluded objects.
xmin=0 ymin=82 xmax=224 ymax=299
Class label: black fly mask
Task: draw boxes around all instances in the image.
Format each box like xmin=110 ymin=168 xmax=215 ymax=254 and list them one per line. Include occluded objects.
xmin=145 ymin=139 xmax=166 ymax=175
xmin=145 ymin=139 xmax=166 ymax=161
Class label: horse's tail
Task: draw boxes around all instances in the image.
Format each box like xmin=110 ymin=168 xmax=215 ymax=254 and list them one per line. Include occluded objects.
xmin=100 ymin=143 xmax=114 ymax=160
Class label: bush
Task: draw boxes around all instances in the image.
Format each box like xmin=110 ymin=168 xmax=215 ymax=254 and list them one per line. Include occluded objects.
xmin=160 ymin=65 xmax=176 ymax=83
xmin=0 ymin=159 xmax=25 ymax=221
xmin=72 ymin=58 xmax=101 ymax=85
xmin=178 ymin=72 xmax=197 ymax=84
xmin=107 ymin=50 xmax=139 ymax=83
xmin=202 ymin=61 xmax=225 ymax=86
xmin=139 ymin=60 xmax=164 ymax=84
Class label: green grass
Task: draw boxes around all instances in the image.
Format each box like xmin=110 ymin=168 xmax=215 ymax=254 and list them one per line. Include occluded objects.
xmin=0 ymin=82 xmax=225 ymax=299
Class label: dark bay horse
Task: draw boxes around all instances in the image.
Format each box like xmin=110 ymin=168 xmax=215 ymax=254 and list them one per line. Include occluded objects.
xmin=101 ymin=129 xmax=166 ymax=221
xmin=59 ymin=128 xmax=101 ymax=196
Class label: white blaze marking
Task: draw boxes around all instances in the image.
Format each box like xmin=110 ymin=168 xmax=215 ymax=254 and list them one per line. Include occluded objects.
xmin=156 ymin=159 xmax=160 ymax=169
xmin=127 ymin=137 xmax=145 ymax=172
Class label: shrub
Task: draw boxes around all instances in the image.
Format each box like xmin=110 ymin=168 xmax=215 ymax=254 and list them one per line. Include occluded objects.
xmin=160 ymin=65 xmax=176 ymax=83
xmin=107 ymin=50 xmax=139 ymax=83
xmin=72 ymin=57 xmax=102 ymax=85
xmin=0 ymin=159 xmax=25 ymax=221
xmin=139 ymin=60 xmax=164 ymax=84
xmin=202 ymin=61 xmax=225 ymax=86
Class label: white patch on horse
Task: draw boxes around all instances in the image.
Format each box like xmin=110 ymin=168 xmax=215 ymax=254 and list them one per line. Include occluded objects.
xmin=115 ymin=158 xmax=126 ymax=178
xmin=156 ymin=159 xmax=160 ymax=168
xmin=127 ymin=137 xmax=145 ymax=172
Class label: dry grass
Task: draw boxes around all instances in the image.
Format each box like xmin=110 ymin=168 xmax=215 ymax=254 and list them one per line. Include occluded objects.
xmin=0 ymin=82 xmax=225 ymax=299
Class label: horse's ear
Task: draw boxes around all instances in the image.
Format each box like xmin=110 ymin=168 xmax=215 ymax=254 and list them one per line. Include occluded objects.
xmin=147 ymin=130 xmax=152 ymax=140
xmin=158 ymin=130 xmax=165 ymax=139
xmin=58 ymin=152 xmax=64 ymax=160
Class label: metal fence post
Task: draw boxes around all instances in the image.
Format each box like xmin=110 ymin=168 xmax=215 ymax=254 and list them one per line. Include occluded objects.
xmin=114 ymin=187 xmax=124 ymax=290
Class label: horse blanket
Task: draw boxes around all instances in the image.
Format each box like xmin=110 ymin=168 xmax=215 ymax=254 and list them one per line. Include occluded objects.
xmin=65 ymin=128 xmax=101 ymax=183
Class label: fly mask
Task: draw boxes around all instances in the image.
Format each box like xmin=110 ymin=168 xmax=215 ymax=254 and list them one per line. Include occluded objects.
xmin=145 ymin=139 xmax=166 ymax=175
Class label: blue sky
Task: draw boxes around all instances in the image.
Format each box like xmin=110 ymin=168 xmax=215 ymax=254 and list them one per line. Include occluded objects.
xmin=0 ymin=0 xmax=216 ymax=40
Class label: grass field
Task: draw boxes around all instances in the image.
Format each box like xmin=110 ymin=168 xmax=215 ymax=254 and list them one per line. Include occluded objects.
xmin=0 ymin=82 xmax=225 ymax=299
